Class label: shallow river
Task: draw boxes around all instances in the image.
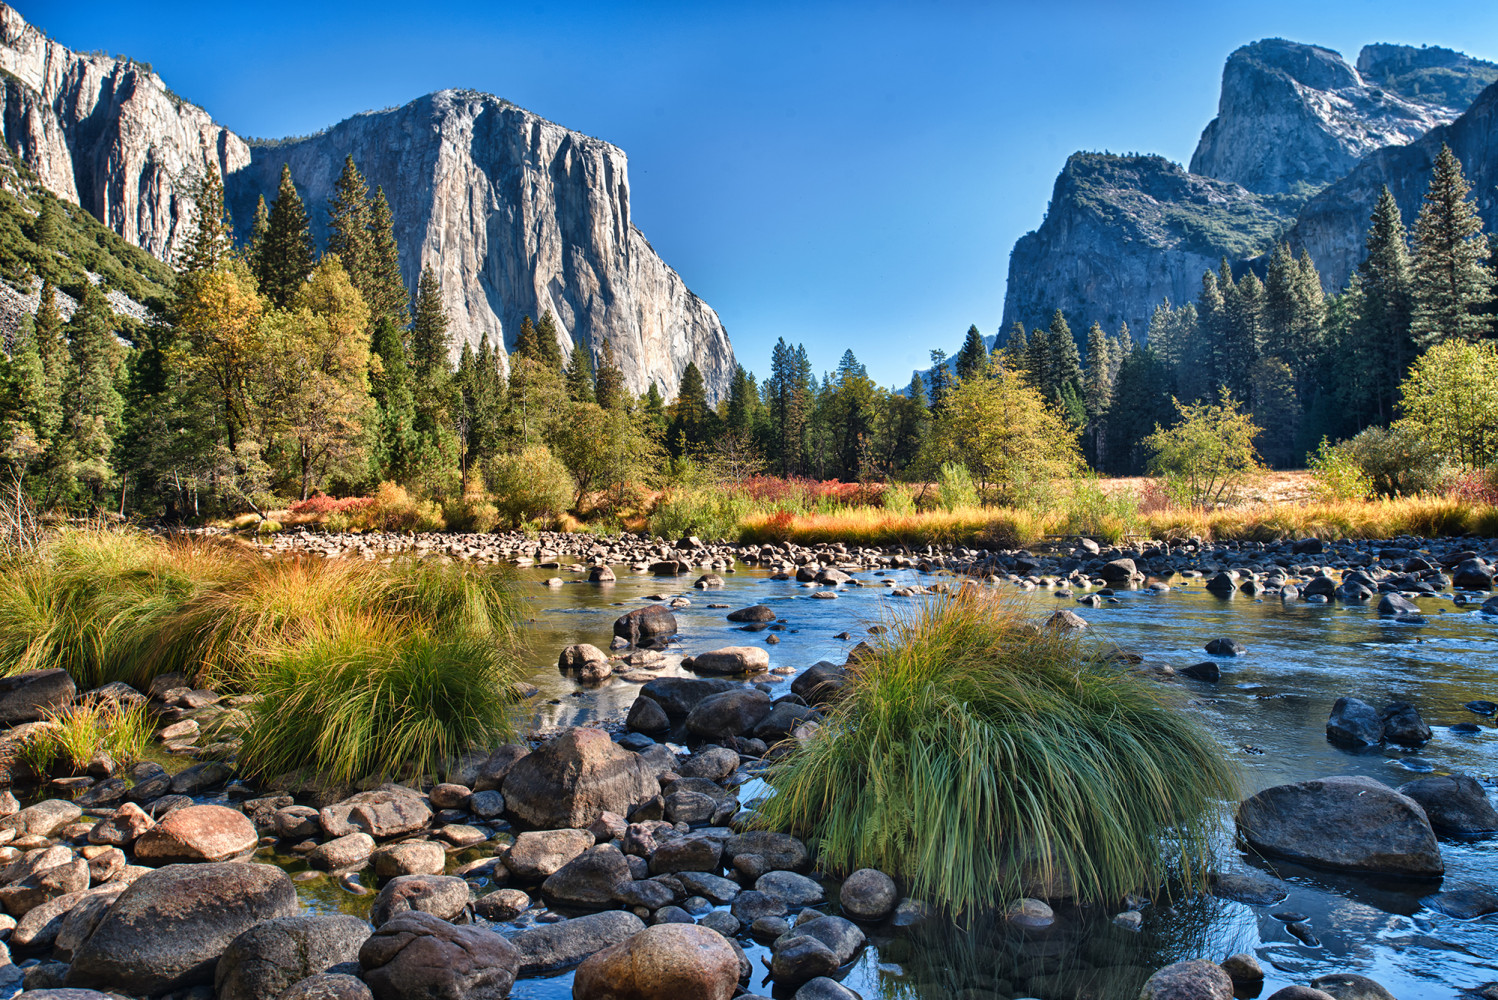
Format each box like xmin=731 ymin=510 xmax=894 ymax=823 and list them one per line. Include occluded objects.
xmin=311 ymin=561 xmax=1498 ymax=1000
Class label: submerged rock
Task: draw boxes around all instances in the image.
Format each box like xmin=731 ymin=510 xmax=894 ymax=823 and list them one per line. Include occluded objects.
xmin=1235 ymin=775 xmax=1443 ymax=877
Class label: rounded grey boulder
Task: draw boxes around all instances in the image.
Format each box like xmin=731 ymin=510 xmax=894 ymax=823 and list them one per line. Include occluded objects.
xmin=65 ymin=862 xmax=298 ymax=995
xmin=359 ymin=910 xmax=520 ymax=1000
xmin=215 ymin=914 xmax=372 ymax=1000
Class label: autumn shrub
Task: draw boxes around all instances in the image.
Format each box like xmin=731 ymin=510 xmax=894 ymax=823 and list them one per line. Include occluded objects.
xmin=443 ymin=492 xmax=501 ymax=533
xmin=1145 ymin=392 xmax=1262 ymax=507
xmin=1306 ymin=437 xmax=1374 ymax=502
xmin=1339 ymin=425 xmax=1446 ymax=497
xmin=487 ymin=446 xmax=575 ymax=528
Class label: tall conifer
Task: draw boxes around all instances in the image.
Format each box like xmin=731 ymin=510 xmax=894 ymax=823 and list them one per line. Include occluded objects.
xmin=256 ymin=164 xmax=317 ymax=308
xmin=1411 ymin=144 xmax=1494 ymax=344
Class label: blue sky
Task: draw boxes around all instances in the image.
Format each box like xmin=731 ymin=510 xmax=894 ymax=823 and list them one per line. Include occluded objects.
xmin=28 ymin=1 xmax=1498 ymax=387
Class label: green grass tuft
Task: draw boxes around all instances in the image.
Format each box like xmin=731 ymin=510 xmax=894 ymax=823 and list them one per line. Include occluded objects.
xmin=755 ymin=588 xmax=1238 ymax=914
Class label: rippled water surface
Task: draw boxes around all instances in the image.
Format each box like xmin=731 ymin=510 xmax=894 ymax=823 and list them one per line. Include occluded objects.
xmin=327 ymin=561 xmax=1498 ymax=999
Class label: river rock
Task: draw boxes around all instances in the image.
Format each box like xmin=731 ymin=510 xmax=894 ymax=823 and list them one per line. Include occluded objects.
xmin=132 ymin=804 xmax=257 ymax=864
xmin=280 ymin=974 xmax=375 ymax=1000
xmin=683 ymin=647 xmax=771 ymax=676
xmin=0 ymin=857 xmax=88 ymax=917
xmin=769 ymin=936 xmax=838 ymax=985
xmin=638 ymin=678 xmax=740 ymax=719
xmin=369 ymin=874 xmax=470 ymax=927
xmin=723 ymin=831 xmax=811 ymax=873
xmin=65 ymin=862 xmax=298 ymax=994
xmin=539 ymin=844 xmax=631 ymax=907
xmin=756 ymin=870 xmax=825 ymax=907
xmin=1179 ymin=662 xmax=1221 ymax=682
xmin=1379 ymin=702 xmax=1431 ymax=746
xmin=1 ymin=800 xmax=81 ymax=839
xmin=789 ymin=663 xmax=847 ymax=705
xmin=649 ymin=835 xmax=721 ymax=874
xmin=794 ymin=979 xmax=861 ymax=1000
xmin=503 ymin=728 xmax=659 ymax=829
xmin=320 ymin=788 xmax=432 ymax=839
xmin=510 ymin=910 xmax=646 ymax=975
xmin=614 ymin=606 xmax=678 ymax=645
xmin=214 ymin=914 xmax=372 ymax=1000
xmin=572 ymin=922 xmax=740 ymax=1000
xmin=471 ymin=744 xmax=530 ymax=793
xmin=626 ymin=696 xmax=670 ymax=733
xmin=1235 ymin=775 xmax=1443 ymax=877
xmin=559 ymin=643 xmax=611 ymax=672
xmin=686 ymin=689 xmax=772 ymax=739
xmin=1138 ymin=959 xmax=1234 ymax=1000
xmin=679 ymin=746 xmax=741 ymax=782
xmin=1308 ymin=973 xmax=1398 ymax=1000
xmin=359 ymin=910 xmax=520 ymax=1000
xmin=1398 ymin=774 xmax=1498 ymax=833
xmin=1205 ymin=573 xmax=1237 ymax=596
xmin=0 ymin=669 xmax=75 ymax=724
xmin=309 ymin=832 xmax=376 ymax=871
xmin=13 ymin=883 xmax=123 ymax=951
xmin=727 ymin=605 xmax=776 ymax=623
xmin=1325 ymin=697 xmax=1384 ymax=746
xmin=1204 ymin=637 xmax=1245 ymax=655
xmin=839 ymin=868 xmax=898 ymax=921
xmin=373 ymin=841 xmax=447 ymax=878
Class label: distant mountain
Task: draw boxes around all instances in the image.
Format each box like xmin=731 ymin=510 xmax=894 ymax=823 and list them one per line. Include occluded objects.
xmin=0 ymin=3 xmax=733 ymax=401
xmin=1000 ymin=39 xmax=1498 ymax=344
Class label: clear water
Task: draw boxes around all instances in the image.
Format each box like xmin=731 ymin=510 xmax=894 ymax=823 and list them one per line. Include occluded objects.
xmin=87 ymin=560 xmax=1496 ymax=1000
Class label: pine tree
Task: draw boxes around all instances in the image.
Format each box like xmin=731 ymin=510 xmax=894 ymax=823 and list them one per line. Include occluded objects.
xmin=176 ymin=163 xmax=233 ymax=279
xmin=1001 ymin=321 xmax=1028 ymax=369
xmin=512 ymin=316 xmax=541 ymax=364
xmin=410 ymin=267 xmax=450 ymax=380
xmin=246 ymin=196 xmax=270 ymax=281
xmin=364 ymin=188 xmax=408 ymax=329
xmin=564 ymin=340 xmax=596 ymax=402
xmin=1046 ymin=309 xmax=1082 ymax=398
xmin=256 ymin=164 xmax=317 ymax=308
xmin=954 ymin=324 xmax=988 ymax=381
xmin=370 ymin=315 xmax=418 ymax=483
xmin=1264 ymin=241 xmax=1299 ymax=363
xmin=533 ymin=312 xmax=565 ymax=370
xmin=667 ymin=361 xmax=713 ymax=457
xmin=1022 ymin=326 xmax=1051 ymax=393
xmin=31 ymin=197 xmax=61 ymax=252
xmin=326 ymin=155 xmax=372 ymax=291
xmin=1353 ymin=188 xmax=1415 ymax=424
xmin=58 ymin=286 xmax=124 ymax=502
xmin=642 ymin=381 xmax=667 ymax=441
xmin=725 ymin=363 xmax=753 ymax=433
xmin=594 ymin=339 xmax=626 ymax=410
xmin=33 ymin=281 xmax=66 ymax=437
xmin=926 ymin=349 xmax=954 ymax=415
xmin=1411 ymin=144 xmax=1494 ymax=345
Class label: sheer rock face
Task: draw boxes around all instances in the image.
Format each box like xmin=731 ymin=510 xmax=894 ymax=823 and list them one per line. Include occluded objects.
xmin=223 ymin=89 xmax=734 ymax=399
xmin=0 ymin=4 xmax=733 ymax=402
xmin=1189 ymin=39 xmax=1460 ymax=196
xmin=0 ymin=2 xmax=250 ymax=261
xmin=1288 ymin=78 xmax=1498 ymax=292
xmin=1000 ymin=153 xmax=1294 ymax=340
xmin=1000 ymin=39 xmax=1497 ymax=342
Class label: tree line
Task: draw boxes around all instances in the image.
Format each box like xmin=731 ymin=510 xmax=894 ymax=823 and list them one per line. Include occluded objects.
xmin=1 ymin=141 xmax=1492 ymax=525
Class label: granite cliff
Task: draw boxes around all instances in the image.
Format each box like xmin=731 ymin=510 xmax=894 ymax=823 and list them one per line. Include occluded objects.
xmin=0 ymin=4 xmax=733 ymax=401
xmin=1001 ymin=39 xmax=1497 ymax=343
xmin=225 ymin=91 xmax=734 ymax=400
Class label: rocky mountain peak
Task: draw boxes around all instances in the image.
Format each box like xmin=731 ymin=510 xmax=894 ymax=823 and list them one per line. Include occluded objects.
xmin=1357 ymin=43 xmax=1498 ymax=112
xmin=0 ymin=2 xmax=250 ymax=260
xmin=1188 ymin=38 xmax=1462 ymax=195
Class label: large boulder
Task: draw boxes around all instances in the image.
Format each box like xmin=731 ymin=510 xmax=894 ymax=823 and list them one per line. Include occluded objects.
xmin=359 ymin=910 xmax=520 ymax=1000
xmin=637 ymin=678 xmax=739 ymax=719
xmin=0 ymin=800 xmax=82 ymax=839
xmin=726 ymin=605 xmax=776 ymax=623
xmin=369 ymin=875 xmax=470 ymax=927
xmin=214 ymin=914 xmax=372 ymax=1000
xmin=65 ymin=862 xmax=298 ymax=994
xmin=686 ymin=689 xmax=772 ymax=739
xmin=614 ymin=606 xmax=678 ymax=645
xmin=722 ymin=831 xmax=812 ymax=874
xmin=1325 ymin=697 xmax=1384 ymax=746
xmin=839 ymin=868 xmax=898 ymax=921
xmin=572 ymin=923 xmax=739 ymax=1000
xmin=1098 ymin=558 xmax=1137 ymax=582
xmin=682 ymin=647 xmax=770 ymax=676
xmin=1138 ymin=960 xmax=1234 ymax=1000
xmin=1235 ymin=775 xmax=1443 ymax=877
xmin=132 ymin=804 xmax=258 ymax=864
xmin=320 ymin=788 xmax=432 ymax=839
xmin=509 ymin=910 xmax=645 ymax=976
xmin=539 ymin=844 xmax=632 ymax=908
xmin=503 ymin=729 xmax=658 ymax=829
xmin=1399 ymin=774 xmax=1498 ymax=834
xmin=504 ymin=829 xmax=595 ymax=881
xmin=789 ymin=663 xmax=846 ymax=705
xmin=0 ymin=669 xmax=75 ymax=724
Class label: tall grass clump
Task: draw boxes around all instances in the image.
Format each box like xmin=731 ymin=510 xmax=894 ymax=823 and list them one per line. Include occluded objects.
xmin=0 ymin=528 xmax=526 ymax=781
xmin=25 ymin=697 xmax=154 ymax=775
xmin=756 ymin=589 xmax=1237 ymax=914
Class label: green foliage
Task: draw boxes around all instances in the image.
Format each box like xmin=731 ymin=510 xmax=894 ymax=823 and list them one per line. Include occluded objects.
xmin=755 ymin=589 xmax=1238 ymax=914
xmin=1396 ymin=338 xmax=1498 ymax=470
xmin=486 ymin=445 xmax=574 ymax=527
xmin=1410 ymin=144 xmax=1493 ymax=346
xmin=1336 ymin=424 xmax=1446 ymax=497
xmin=1060 ymin=476 xmax=1143 ymax=543
xmin=935 ymin=462 xmax=978 ymax=511
xmin=28 ymin=696 xmax=152 ymax=775
xmin=1306 ymin=437 xmax=1374 ymax=502
xmin=254 ymin=164 xmax=317 ymax=308
xmin=1145 ymin=392 xmax=1262 ymax=507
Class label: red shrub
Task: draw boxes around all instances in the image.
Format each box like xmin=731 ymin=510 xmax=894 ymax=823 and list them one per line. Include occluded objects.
xmin=288 ymin=493 xmax=377 ymax=516
xmin=1444 ymin=470 xmax=1498 ymax=506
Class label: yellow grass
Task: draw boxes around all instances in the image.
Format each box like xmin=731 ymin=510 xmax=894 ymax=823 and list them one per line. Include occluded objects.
xmin=738 ymin=496 xmax=1498 ymax=548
